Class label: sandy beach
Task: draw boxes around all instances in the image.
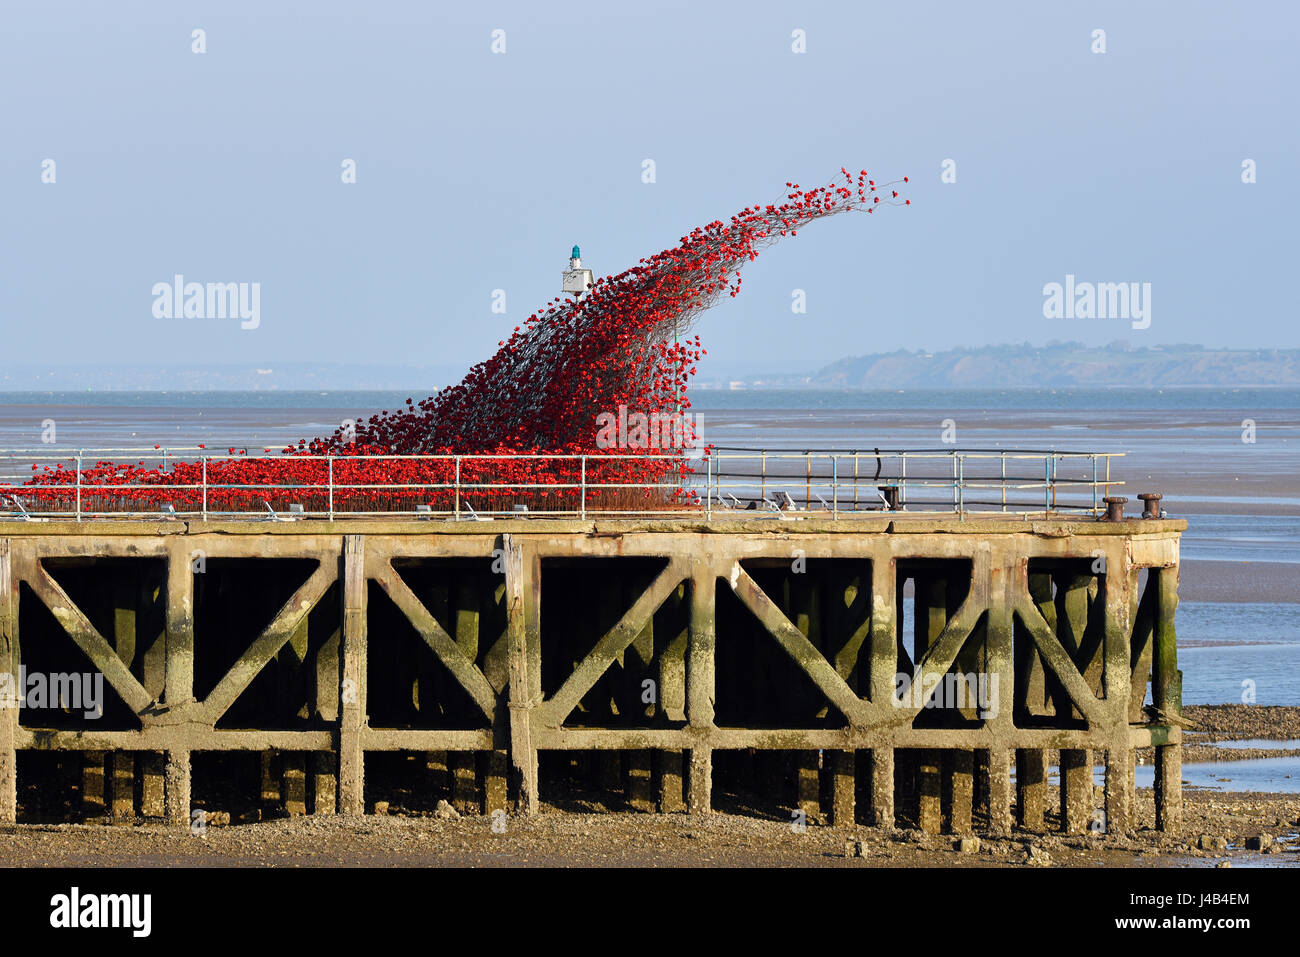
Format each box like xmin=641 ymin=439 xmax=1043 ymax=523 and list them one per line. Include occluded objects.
xmin=1180 ymin=560 xmax=1300 ymax=603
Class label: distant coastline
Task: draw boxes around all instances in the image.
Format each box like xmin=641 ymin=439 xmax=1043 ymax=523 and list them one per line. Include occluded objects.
xmin=716 ymin=343 xmax=1300 ymax=391
xmin=4 ymin=343 xmax=1299 ymax=392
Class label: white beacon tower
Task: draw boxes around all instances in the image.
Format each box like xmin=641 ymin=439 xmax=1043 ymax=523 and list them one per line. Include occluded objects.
xmin=561 ymin=244 xmax=594 ymax=297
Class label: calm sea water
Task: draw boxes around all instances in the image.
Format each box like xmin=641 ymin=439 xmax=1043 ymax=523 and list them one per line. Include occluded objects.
xmin=2 ymin=388 xmax=1296 ymax=711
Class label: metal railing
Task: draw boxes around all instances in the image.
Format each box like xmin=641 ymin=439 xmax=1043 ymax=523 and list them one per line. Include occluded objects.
xmin=0 ymin=446 xmax=1124 ymax=521
xmin=708 ymin=448 xmax=1123 ymax=518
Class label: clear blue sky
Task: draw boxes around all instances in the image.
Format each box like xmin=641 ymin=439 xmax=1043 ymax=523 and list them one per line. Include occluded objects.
xmin=2 ymin=0 xmax=1297 ymax=379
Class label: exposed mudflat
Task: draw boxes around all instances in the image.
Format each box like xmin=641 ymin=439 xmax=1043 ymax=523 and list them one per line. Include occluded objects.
xmin=4 ymin=705 xmax=1298 ymax=868
xmin=1 ymin=785 xmax=1297 ymax=868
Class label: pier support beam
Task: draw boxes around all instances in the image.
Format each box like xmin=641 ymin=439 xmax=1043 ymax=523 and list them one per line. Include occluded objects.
xmin=1104 ymin=747 xmax=1133 ymax=834
xmin=482 ymin=750 xmax=508 ymax=815
xmin=868 ymin=557 xmax=897 ymax=828
xmin=282 ymin=752 xmax=307 ymax=816
xmin=339 ymin=535 xmax=366 ymax=816
xmin=986 ymin=748 xmax=1012 ymax=836
xmin=83 ymin=752 xmax=107 ymax=820
xmin=657 ymin=750 xmax=685 ymax=813
xmin=686 ymin=568 xmax=715 ymax=814
xmin=165 ymin=750 xmax=190 ymax=827
xmin=829 ymin=751 xmax=855 ymax=826
xmin=111 ymin=751 xmax=133 ymax=825
xmin=945 ymin=751 xmax=974 ymax=833
xmin=1016 ymin=749 xmax=1047 ymax=830
xmin=313 ymin=752 xmax=336 ymax=815
xmin=869 ymin=748 xmax=894 ymax=828
xmin=164 ymin=542 xmax=194 ymax=826
xmin=1153 ymin=567 xmax=1182 ymax=833
xmin=1060 ymin=748 xmax=1091 ymax=834
xmin=0 ymin=541 xmax=14 ymax=824
xmin=506 ymin=537 xmax=539 ymax=814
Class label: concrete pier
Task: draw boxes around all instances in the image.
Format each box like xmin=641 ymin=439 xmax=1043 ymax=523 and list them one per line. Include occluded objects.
xmin=0 ymin=514 xmax=1184 ymax=832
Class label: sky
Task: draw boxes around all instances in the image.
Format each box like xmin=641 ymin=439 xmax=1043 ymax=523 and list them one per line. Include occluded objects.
xmin=2 ymin=0 xmax=1298 ymax=383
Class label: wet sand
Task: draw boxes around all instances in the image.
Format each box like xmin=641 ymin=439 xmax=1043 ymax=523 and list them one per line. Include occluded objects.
xmin=0 ymin=788 xmax=1295 ymax=868
xmin=1180 ymin=560 xmax=1300 ymax=603
xmin=3 ymin=704 xmax=1297 ymax=870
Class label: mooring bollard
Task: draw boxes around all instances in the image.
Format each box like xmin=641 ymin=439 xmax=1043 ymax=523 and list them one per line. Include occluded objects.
xmin=1138 ymin=492 xmax=1163 ymax=519
xmin=1103 ymin=496 xmax=1128 ymax=522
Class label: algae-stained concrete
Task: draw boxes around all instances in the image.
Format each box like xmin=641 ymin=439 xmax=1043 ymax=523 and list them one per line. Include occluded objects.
xmin=0 ymin=515 xmax=1185 ymax=833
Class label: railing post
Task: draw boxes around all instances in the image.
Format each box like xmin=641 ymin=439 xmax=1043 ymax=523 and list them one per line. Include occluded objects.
xmin=1001 ymin=452 xmax=1007 ymax=512
xmin=75 ymin=450 xmax=82 ymax=521
xmin=760 ymin=451 xmax=766 ymax=503
xmin=1045 ymin=457 xmax=1051 ymax=515
xmin=957 ymin=454 xmax=964 ymax=517
xmin=952 ymin=452 xmax=958 ymax=511
xmin=831 ymin=455 xmax=838 ymax=518
xmin=580 ymin=455 xmax=586 ymax=519
xmin=454 ymin=456 xmax=461 ymax=520
xmin=705 ymin=454 xmax=712 ymax=520
xmin=201 ymin=456 xmax=208 ymax=520
xmin=1092 ymin=454 xmax=1098 ymax=516
xmin=327 ymin=456 xmax=334 ymax=521
xmin=900 ymin=453 xmax=907 ymax=510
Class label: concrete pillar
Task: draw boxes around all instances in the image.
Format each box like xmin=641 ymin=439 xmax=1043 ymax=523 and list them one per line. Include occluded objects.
xmin=916 ymin=753 xmax=942 ymax=833
xmin=83 ymin=752 xmax=107 ymax=819
xmin=1020 ymin=571 xmax=1054 ymax=820
xmin=915 ymin=577 xmax=945 ymax=834
xmin=626 ymin=751 xmax=654 ymax=811
xmin=790 ymin=574 xmax=824 ymax=821
xmin=118 ymin=577 xmax=168 ymax=818
xmin=481 ymin=750 xmax=508 ymax=815
xmin=1153 ymin=566 xmax=1182 ymax=833
xmin=1104 ymin=747 xmax=1133 ymax=834
xmin=339 ymin=535 xmax=367 ymax=815
xmin=0 ymin=540 xmax=15 ymax=824
xmin=868 ymin=747 xmax=894 ymax=828
xmin=260 ymin=751 xmax=281 ymax=811
xmin=986 ymin=748 xmax=1012 ymax=835
xmin=1155 ymin=745 xmax=1181 ymax=833
xmin=164 ymin=542 xmax=195 ymax=825
xmin=313 ymin=752 xmax=337 ymax=815
xmin=659 ymin=585 xmax=688 ymax=813
xmin=282 ymin=752 xmax=307 ymax=816
xmin=657 ymin=750 xmax=685 ymax=813
xmin=829 ymin=751 xmax=855 ymax=826
xmin=1016 ymin=749 xmax=1047 ymax=830
xmin=687 ymin=748 xmax=711 ymax=814
xmin=110 ymin=751 xmax=133 ymax=825
xmin=314 ymin=629 xmax=340 ymax=813
xmin=505 ymin=537 xmax=539 ymax=813
xmin=451 ymin=752 xmax=476 ymax=813
xmin=686 ymin=568 xmax=715 ymax=814
xmin=1056 ymin=573 xmax=1092 ymax=721
xmin=140 ymin=753 xmax=166 ymax=819
xmin=796 ymin=754 xmax=819 ymax=821
xmin=453 ymin=581 xmax=488 ymax=814
xmin=165 ymin=749 xmax=190 ymax=827
xmin=1060 ymin=748 xmax=1091 ymax=834
xmin=1101 ymin=547 xmax=1134 ymax=835
xmin=946 ymin=750 xmax=974 ymax=833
